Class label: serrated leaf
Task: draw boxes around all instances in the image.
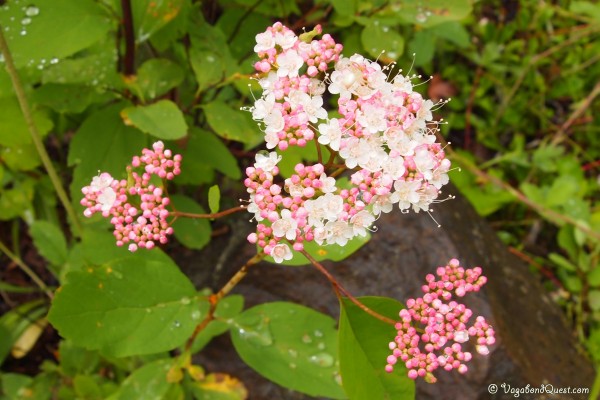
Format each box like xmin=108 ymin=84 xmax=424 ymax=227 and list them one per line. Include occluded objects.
xmin=170 ymin=194 xmax=211 ymax=250
xmin=48 ymin=255 xmax=210 ymax=357
xmin=68 ymin=103 xmax=147 ymax=211
xmin=339 ymin=297 xmax=415 ymax=399
xmin=208 ymin=186 xmax=220 ymax=214
xmin=230 ymin=302 xmax=345 ymax=399
xmin=203 ymin=101 xmax=262 ymax=145
xmin=121 ymin=100 xmax=188 ymax=140
xmin=30 ymin=221 xmax=68 ymax=267
xmin=361 ymin=22 xmax=404 ymax=61
xmin=0 ymin=0 xmax=113 ymax=68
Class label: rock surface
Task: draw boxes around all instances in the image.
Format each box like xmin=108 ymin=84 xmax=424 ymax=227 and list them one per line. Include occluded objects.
xmin=181 ymin=184 xmax=594 ymax=400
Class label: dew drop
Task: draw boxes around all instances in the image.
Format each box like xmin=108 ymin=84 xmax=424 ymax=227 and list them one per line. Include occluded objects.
xmin=415 ymin=13 xmax=428 ymax=23
xmin=191 ymin=310 xmax=201 ymax=320
xmin=25 ymin=6 xmax=39 ymax=17
xmin=20 ymin=30 xmax=27 ymax=36
xmin=289 ymin=362 xmax=297 ymax=369
xmin=21 ymin=17 xmax=31 ymax=25
xmin=313 ymin=329 xmax=323 ymax=338
xmin=180 ymin=297 xmax=191 ymax=305
xmin=308 ymin=352 xmax=334 ymax=368
xmin=50 ymin=58 xmax=59 ymax=64
xmin=317 ymin=342 xmax=326 ymax=350
xmin=333 ymin=371 xmax=343 ymax=386
xmin=382 ymin=26 xmax=389 ymax=33
xmin=146 ymin=308 xmax=152 ymax=313
xmin=173 ymin=320 xmax=181 ymax=328
xmin=0 ymin=54 xmax=4 ymax=63
xmin=301 ymin=333 xmax=313 ymax=344
xmin=288 ymin=348 xmax=298 ymax=358
xmin=236 ymin=318 xmax=273 ymax=347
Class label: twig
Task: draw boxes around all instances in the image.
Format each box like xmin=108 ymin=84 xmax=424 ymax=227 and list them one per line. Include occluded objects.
xmin=0 ymin=26 xmax=82 ymax=237
xmin=550 ymin=80 xmax=600 ymax=146
xmin=184 ymin=252 xmax=266 ymax=351
xmin=0 ymin=240 xmax=53 ymax=299
xmin=171 ymin=206 xmax=245 ymax=219
xmin=299 ymin=249 xmax=396 ymax=325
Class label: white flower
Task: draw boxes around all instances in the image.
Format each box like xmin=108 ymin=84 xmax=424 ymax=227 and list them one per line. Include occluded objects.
xmin=325 ymin=220 xmax=353 ymax=246
xmin=304 ymin=199 xmax=326 ymax=228
xmin=350 ymin=210 xmax=375 ymax=237
xmin=476 ymin=345 xmax=489 ymax=356
xmin=97 ymin=187 xmax=116 ymax=213
xmin=254 ymin=31 xmax=275 ymax=52
xmin=318 ymin=173 xmax=337 ymax=193
xmin=391 ymin=180 xmax=421 ymax=210
xmin=313 ymin=225 xmax=329 ymax=245
xmin=264 ymin=109 xmax=285 ymax=134
xmin=356 ymin=104 xmax=388 ymax=134
xmin=317 ymin=119 xmax=343 ymax=151
xmin=254 ymin=151 xmax=281 ymax=173
xmin=309 ymin=78 xmax=326 ymax=96
xmin=320 ymin=192 xmax=344 ymax=221
xmin=264 ymin=131 xmax=279 ymax=149
xmin=272 ymin=209 xmax=298 ymax=240
xmin=274 ymin=30 xmax=297 ymax=49
xmin=382 ymin=156 xmax=405 ymax=180
xmin=300 ymin=94 xmax=327 ymax=123
xmin=89 ymin=173 xmax=114 ymax=193
xmin=276 ymin=49 xmax=304 ymax=78
xmin=339 ymin=137 xmax=370 ymax=169
xmin=414 ymin=147 xmax=436 ymax=180
xmin=258 ymin=72 xmax=278 ymax=95
xmin=372 ymin=194 xmax=395 ymax=215
xmin=454 ymin=331 xmax=469 ymax=343
xmin=393 ymin=74 xmax=413 ymax=93
xmin=411 ymin=184 xmax=438 ymax=213
xmin=252 ymin=93 xmax=275 ymax=120
xmin=271 ymin=243 xmax=293 ymax=263
xmin=417 ymin=99 xmax=434 ymax=122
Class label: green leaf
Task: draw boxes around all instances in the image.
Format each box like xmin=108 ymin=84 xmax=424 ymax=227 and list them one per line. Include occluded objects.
xmin=32 ymin=84 xmax=112 ymax=114
xmin=170 ymin=194 xmax=211 ymax=250
xmin=0 ymin=96 xmax=53 ymax=147
xmin=0 ymin=142 xmax=41 ymax=171
xmin=109 ymin=359 xmax=178 ymax=400
xmin=361 ymin=22 xmax=404 ymax=61
xmin=0 ymin=178 xmax=35 ymax=220
xmin=68 ymin=103 xmax=147 ymax=209
xmin=202 ymin=101 xmax=263 ymax=144
xmin=339 ymin=297 xmax=415 ymax=399
xmin=430 ymin=21 xmax=471 ymax=48
xmin=124 ymin=59 xmax=184 ymax=101
xmin=331 ymin=0 xmax=358 ymax=16
xmin=230 ymin=302 xmax=345 ymax=399
xmin=548 ymin=253 xmax=577 ymax=272
xmin=58 ymin=340 xmax=100 ymax=377
xmin=408 ymin=30 xmax=435 ymax=66
xmin=73 ymin=375 xmax=103 ymax=399
xmin=570 ymin=1 xmax=600 ymax=21
xmin=1 ymin=374 xmax=33 ymax=399
xmin=30 ymin=220 xmax=68 ymax=267
xmin=208 ymin=185 xmax=220 ymax=215
xmin=589 ymin=290 xmax=600 ymax=311
xmin=130 ymin=0 xmax=186 ymax=43
xmin=121 ymin=100 xmax=188 ymax=140
xmin=176 ymin=128 xmax=241 ymax=183
xmin=0 ymin=0 xmax=113 ymax=68
xmin=48 ymin=255 xmax=210 ymax=357
xmin=532 ymin=145 xmax=564 ymax=172
xmin=588 ymin=267 xmax=600 ymax=287
xmin=0 ymin=300 xmax=47 ymax=365
xmin=396 ymin=0 xmax=473 ymax=27
xmin=265 ymin=233 xmax=371 ymax=266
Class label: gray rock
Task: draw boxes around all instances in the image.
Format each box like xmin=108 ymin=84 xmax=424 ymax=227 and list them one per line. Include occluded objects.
xmin=182 ymin=184 xmax=594 ymax=400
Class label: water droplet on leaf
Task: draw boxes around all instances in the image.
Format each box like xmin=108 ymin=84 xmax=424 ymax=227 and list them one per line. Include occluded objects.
xmin=308 ymin=352 xmax=334 ymax=368
xmin=191 ymin=310 xmax=201 ymax=320
xmin=25 ymin=6 xmax=39 ymax=17
xmin=313 ymin=329 xmax=323 ymax=338
xmin=236 ymin=318 xmax=273 ymax=347
xmin=416 ymin=13 xmax=428 ymax=23
xmin=301 ymin=333 xmax=312 ymax=344
xmin=288 ymin=348 xmax=298 ymax=358
xmin=21 ymin=17 xmax=31 ymax=25
xmin=317 ymin=342 xmax=326 ymax=350
xmin=180 ymin=297 xmax=191 ymax=305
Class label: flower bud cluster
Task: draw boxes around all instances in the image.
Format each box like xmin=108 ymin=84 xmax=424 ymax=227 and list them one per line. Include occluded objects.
xmin=80 ymin=141 xmax=181 ymax=251
xmin=385 ymin=259 xmax=495 ymax=382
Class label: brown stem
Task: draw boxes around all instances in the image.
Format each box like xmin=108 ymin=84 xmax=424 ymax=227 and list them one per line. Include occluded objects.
xmin=184 ymin=251 xmax=266 ymax=351
xmin=120 ymin=0 xmax=135 ymax=76
xmin=299 ymin=249 xmax=396 ymax=326
xmin=171 ymin=206 xmax=245 ymax=219
xmin=550 ymin=80 xmax=600 ymax=146
xmin=508 ymin=247 xmax=564 ymax=290
xmin=314 ymin=137 xmax=323 ymax=165
xmin=329 ymin=166 xmax=347 ymax=179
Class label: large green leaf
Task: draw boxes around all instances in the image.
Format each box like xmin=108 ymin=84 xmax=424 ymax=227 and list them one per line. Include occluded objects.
xmin=130 ymin=0 xmax=186 ymax=43
xmin=124 ymin=59 xmax=184 ymax=101
xmin=202 ymin=101 xmax=263 ymax=145
xmin=121 ymin=100 xmax=188 ymax=140
xmin=230 ymin=302 xmax=346 ymax=399
xmin=339 ymin=297 xmax=415 ymax=400
xmin=395 ymin=0 xmax=473 ymax=27
xmin=170 ymin=194 xmax=212 ymax=250
xmin=68 ymin=103 xmax=147 ymax=211
xmin=48 ymin=254 xmax=209 ymax=357
xmin=190 ymin=295 xmax=244 ymax=353
xmin=0 ymin=0 xmax=113 ymax=68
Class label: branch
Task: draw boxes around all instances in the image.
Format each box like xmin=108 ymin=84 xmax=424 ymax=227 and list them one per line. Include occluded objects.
xmin=120 ymin=0 xmax=136 ymax=76
xmin=299 ymin=249 xmax=396 ymax=325
xmin=171 ymin=206 xmax=245 ymax=219
xmin=0 ymin=240 xmax=53 ymax=299
xmin=0 ymin=26 xmax=82 ymax=237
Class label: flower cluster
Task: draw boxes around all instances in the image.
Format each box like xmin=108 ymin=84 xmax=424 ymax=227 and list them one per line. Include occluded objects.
xmin=80 ymin=141 xmax=181 ymax=252
xmin=245 ymin=23 xmax=452 ymax=262
xmin=385 ymin=259 xmax=495 ymax=383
